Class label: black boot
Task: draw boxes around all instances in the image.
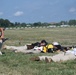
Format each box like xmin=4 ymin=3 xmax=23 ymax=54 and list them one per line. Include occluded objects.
xmin=2 ymin=38 xmax=9 ymax=42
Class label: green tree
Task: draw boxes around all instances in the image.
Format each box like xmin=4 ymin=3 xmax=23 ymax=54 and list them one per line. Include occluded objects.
xmin=69 ymin=20 xmax=76 ymax=25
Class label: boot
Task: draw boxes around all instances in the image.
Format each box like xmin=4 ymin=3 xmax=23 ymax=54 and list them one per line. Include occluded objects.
xmin=2 ymin=38 xmax=9 ymax=42
xmin=45 ymin=57 xmax=52 ymax=63
xmin=30 ymin=56 xmax=40 ymax=61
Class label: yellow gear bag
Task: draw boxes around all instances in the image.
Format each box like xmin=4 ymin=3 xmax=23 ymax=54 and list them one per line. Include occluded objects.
xmin=43 ymin=46 xmax=47 ymax=53
xmin=46 ymin=44 xmax=54 ymax=49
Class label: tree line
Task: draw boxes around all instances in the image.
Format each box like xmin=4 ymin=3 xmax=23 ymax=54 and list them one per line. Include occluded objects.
xmin=0 ymin=18 xmax=76 ymax=27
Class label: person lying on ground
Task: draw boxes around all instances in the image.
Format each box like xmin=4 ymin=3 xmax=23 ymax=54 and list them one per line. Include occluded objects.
xmin=3 ymin=42 xmax=43 ymax=53
xmin=3 ymin=40 xmax=68 ymax=54
xmin=30 ymin=48 xmax=76 ymax=63
xmin=2 ymin=44 xmax=67 ymax=54
xmin=2 ymin=40 xmax=46 ymax=53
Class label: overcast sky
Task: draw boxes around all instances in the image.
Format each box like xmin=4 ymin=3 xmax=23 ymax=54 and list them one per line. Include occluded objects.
xmin=0 ymin=0 xmax=76 ymax=23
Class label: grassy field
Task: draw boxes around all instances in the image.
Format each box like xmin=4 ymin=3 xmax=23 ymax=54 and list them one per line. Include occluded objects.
xmin=0 ymin=27 xmax=76 ymax=75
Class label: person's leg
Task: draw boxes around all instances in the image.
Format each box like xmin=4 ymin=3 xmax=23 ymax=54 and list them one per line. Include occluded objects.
xmin=50 ymin=52 xmax=65 ymax=62
xmin=23 ymin=49 xmax=41 ymax=54
xmin=45 ymin=52 xmax=65 ymax=62
xmin=3 ymin=45 xmax=27 ymax=51
xmin=30 ymin=56 xmax=52 ymax=61
xmin=2 ymin=38 xmax=9 ymax=42
xmin=45 ymin=57 xmax=53 ymax=63
xmin=14 ymin=48 xmax=32 ymax=53
xmin=60 ymin=53 xmax=76 ymax=62
xmin=30 ymin=56 xmax=40 ymax=61
xmin=0 ymin=40 xmax=3 ymax=55
xmin=38 ymin=56 xmax=52 ymax=61
xmin=3 ymin=45 xmax=17 ymax=50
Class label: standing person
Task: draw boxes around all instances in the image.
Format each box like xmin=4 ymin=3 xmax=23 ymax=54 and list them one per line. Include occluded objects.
xmin=0 ymin=28 xmax=4 ymax=55
xmin=0 ymin=27 xmax=8 ymax=55
xmin=0 ymin=28 xmax=5 ymax=39
xmin=0 ymin=28 xmax=8 ymax=42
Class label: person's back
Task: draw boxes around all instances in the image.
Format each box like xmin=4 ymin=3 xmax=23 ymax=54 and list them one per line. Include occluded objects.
xmin=46 ymin=44 xmax=54 ymax=53
xmin=52 ymin=42 xmax=63 ymax=51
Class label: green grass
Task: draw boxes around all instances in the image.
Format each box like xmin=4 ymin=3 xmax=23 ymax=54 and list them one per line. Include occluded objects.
xmin=0 ymin=27 xmax=76 ymax=75
xmin=4 ymin=27 xmax=76 ymax=45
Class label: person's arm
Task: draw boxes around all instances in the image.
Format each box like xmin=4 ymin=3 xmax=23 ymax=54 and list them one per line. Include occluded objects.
xmin=0 ymin=28 xmax=4 ymax=39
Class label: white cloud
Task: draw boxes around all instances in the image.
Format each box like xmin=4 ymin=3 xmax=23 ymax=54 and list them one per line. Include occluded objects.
xmin=0 ymin=12 xmax=3 ymax=16
xmin=14 ymin=11 xmax=24 ymax=16
xmin=69 ymin=7 xmax=76 ymax=13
